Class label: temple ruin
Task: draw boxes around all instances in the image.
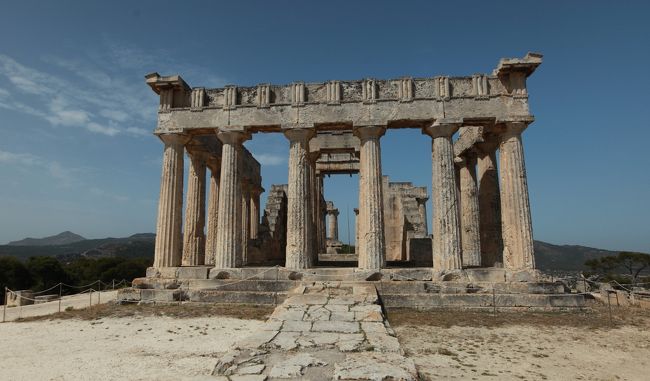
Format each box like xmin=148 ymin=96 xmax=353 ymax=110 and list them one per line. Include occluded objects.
xmin=122 ymin=52 xmax=584 ymax=310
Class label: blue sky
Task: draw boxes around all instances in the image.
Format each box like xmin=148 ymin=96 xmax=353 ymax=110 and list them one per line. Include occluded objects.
xmin=0 ymin=1 xmax=648 ymax=252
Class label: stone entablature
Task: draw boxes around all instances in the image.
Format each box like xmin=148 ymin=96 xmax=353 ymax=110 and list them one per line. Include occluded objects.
xmin=147 ymin=53 xmax=542 ymax=133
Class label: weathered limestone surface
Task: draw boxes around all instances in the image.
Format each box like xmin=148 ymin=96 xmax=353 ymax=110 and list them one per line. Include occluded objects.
xmin=477 ymin=145 xmax=503 ymax=267
xmin=204 ymin=161 xmax=220 ymax=266
xmin=241 ymin=183 xmax=250 ymax=265
xmin=212 ymin=283 xmax=417 ymax=380
xmin=355 ymin=126 xmax=386 ymax=270
xmin=153 ymin=134 xmax=189 ymax=268
xmin=284 ymin=128 xmax=315 ymax=269
xmin=458 ymin=154 xmax=481 ymax=267
xmin=499 ymin=122 xmax=535 ymax=270
xmin=182 ymin=151 xmax=206 ymax=266
xmin=326 ymin=202 xmax=339 ymax=241
xmin=424 ymin=121 xmax=462 ymax=272
xmin=383 ymin=178 xmax=429 ymax=262
xmin=214 ymin=130 xmax=249 ymax=268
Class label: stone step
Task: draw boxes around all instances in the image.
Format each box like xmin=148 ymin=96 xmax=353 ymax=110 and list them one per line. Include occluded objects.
xmin=377 ymin=280 xmax=566 ymax=295
xmin=187 ymin=279 xmax=296 ymax=292
xmin=381 ymin=292 xmax=585 ymax=309
xmin=188 ymin=290 xmax=286 ymax=305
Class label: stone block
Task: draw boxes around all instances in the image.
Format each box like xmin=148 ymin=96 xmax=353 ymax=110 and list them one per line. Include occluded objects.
xmin=5 ymin=290 xmax=34 ymax=307
xmin=465 ymin=268 xmax=507 ymax=282
xmin=312 ymin=320 xmax=360 ymax=333
xmin=34 ymin=295 xmax=59 ymax=304
xmin=176 ymin=266 xmax=210 ymax=279
xmin=117 ymin=288 xmax=141 ymax=302
xmin=209 ymin=268 xmax=243 ymax=279
xmin=140 ymin=289 xmax=184 ymax=302
xmin=241 ymin=267 xmax=280 ymax=280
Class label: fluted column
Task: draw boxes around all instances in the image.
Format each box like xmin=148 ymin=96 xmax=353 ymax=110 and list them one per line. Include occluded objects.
xmin=249 ymin=188 xmax=261 ymax=239
xmin=284 ymin=128 xmax=315 ymax=269
xmin=214 ymin=130 xmax=250 ymax=269
xmin=154 ymin=133 xmax=189 ymax=268
xmin=354 ymin=125 xmax=386 ymax=270
xmin=458 ymin=154 xmax=481 ymax=267
xmin=477 ymin=144 xmax=503 ymax=267
xmin=241 ymin=182 xmax=250 ymax=265
xmin=499 ymin=122 xmax=535 ymax=270
xmin=327 ymin=209 xmax=339 ymax=240
xmin=423 ymin=121 xmax=462 ymax=272
xmin=182 ymin=151 xmax=207 ymax=266
xmin=353 ymin=208 xmax=359 ymax=254
xmin=415 ymin=197 xmax=428 ymax=235
xmin=204 ymin=159 xmax=220 ymax=266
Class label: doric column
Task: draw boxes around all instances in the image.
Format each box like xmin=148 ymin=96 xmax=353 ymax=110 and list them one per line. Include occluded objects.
xmin=204 ymin=159 xmax=220 ymax=266
xmin=423 ymin=120 xmax=462 ymax=272
xmin=214 ymin=130 xmax=250 ymax=269
xmin=182 ymin=151 xmax=207 ymax=266
xmin=353 ymin=208 xmax=359 ymax=254
xmin=241 ymin=181 xmax=250 ymax=265
xmin=153 ymin=133 xmax=189 ymax=268
xmin=249 ymin=187 xmax=261 ymax=239
xmin=499 ymin=121 xmax=535 ymax=270
xmin=284 ymin=128 xmax=315 ymax=269
xmin=314 ymin=172 xmax=324 ymax=253
xmin=477 ymin=144 xmax=503 ymax=267
xmin=415 ymin=197 xmax=428 ymax=235
xmin=458 ymin=153 xmax=481 ymax=267
xmin=354 ymin=125 xmax=386 ymax=270
xmin=327 ymin=208 xmax=339 ymax=240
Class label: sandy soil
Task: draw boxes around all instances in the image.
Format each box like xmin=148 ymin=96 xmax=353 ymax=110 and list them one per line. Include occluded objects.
xmin=391 ymin=307 xmax=650 ymax=381
xmin=0 ymin=314 xmax=264 ymax=381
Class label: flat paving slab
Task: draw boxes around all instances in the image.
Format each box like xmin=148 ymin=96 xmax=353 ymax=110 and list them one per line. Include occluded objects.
xmin=211 ymin=282 xmax=418 ymax=380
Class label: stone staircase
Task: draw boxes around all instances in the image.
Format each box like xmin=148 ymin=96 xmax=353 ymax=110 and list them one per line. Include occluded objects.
xmin=209 ymin=282 xmax=418 ymax=381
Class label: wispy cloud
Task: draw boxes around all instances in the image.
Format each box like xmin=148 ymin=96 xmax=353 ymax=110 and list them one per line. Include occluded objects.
xmin=253 ymin=153 xmax=286 ymax=166
xmin=0 ymin=149 xmax=76 ymax=186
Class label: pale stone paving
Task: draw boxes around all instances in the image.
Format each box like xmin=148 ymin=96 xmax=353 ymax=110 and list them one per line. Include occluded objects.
xmin=209 ymin=282 xmax=418 ymax=381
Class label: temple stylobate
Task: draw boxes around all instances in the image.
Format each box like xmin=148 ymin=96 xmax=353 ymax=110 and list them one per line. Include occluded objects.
xmin=146 ymin=52 xmax=542 ymax=279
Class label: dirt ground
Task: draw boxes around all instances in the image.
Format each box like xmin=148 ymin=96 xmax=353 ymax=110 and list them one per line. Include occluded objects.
xmin=389 ymin=302 xmax=650 ymax=381
xmin=0 ymin=304 xmax=271 ymax=381
xmin=2 ymin=302 xmax=649 ymax=380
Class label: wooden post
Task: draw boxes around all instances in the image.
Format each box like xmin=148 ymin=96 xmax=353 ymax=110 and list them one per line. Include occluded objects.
xmin=3 ymin=287 xmax=7 ymax=323
xmin=97 ymin=281 xmax=101 ymax=305
xmin=607 ymin=291 xmax=613 ymax=325
xmin=58 ymin=283 xmax=62 ymax=313
xmin=89 ymin=289 xmax=93 ymax=308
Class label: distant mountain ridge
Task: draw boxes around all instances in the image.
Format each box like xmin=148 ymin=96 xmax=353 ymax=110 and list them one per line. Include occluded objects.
xmin=7 ymin=231 xmax=86 ymax=246
xmin=0 ymin=231 xmax=626 ymax=271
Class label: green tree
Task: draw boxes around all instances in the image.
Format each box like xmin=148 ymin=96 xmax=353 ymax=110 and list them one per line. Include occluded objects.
xmin=585 ymin=251 xmax=650 ymax=284
xmin=0 ymin=256 xmax=33 ymax=303
xmin=26 ymin=256 xmax=69 ymax=291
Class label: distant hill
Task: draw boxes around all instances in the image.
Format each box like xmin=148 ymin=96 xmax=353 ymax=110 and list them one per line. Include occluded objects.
xmin=0 ymin=232 xmax=625 ymax=271
xmin=0 ymin=233 xmax=155 ymax=262
xmin=7 ymin=231 xmax=86 ymax=246
xmin=533 ymin=240 xmax=618 ymax=271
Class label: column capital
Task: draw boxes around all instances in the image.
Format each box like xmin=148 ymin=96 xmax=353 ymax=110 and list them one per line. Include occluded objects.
xmin=415 ymin=196 xmax=429 ymax=204
xmin=157 ymin=133 xmax=191 ymax=145
xmin=206 ymin=156 xmax=221 ymax=173
xmin=500 ymin=121 xmax=529 ymax=137
xmin=353 ymin=125 xmax=386 ymax=140
xmin=423 ymin=119 xmax=461 ymax=139
xmin=216 ymin=129 xmax=251 ymax=145
xmin=328 ymin=208 xmax=339 ymax=217
xmin=283 ymin=127 xmax=315 ymax=142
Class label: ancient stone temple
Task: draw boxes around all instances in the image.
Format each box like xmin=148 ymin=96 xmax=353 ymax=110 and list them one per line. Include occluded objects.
xmin=123 ymin=52 xmax=584 ymax=311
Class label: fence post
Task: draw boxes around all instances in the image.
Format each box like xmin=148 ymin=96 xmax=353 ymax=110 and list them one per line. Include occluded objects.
xmin=89 ymin=289 xmax=93 ymax=308
xmin=607 ymin=290 xmax=613 ymax=325
xmin=3 ymin=287 xmax=7 ymax=323
xmin=97 ymin=281 xmax=101 ymax=305
xmin=58 ymin=283 xmax=62 ymax=313
xmin=112 ymin=279 xmax=115 ymax=290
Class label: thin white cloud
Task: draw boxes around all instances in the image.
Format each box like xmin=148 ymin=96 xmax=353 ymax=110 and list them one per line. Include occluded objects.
xmin=0 ymin=149 xmax=75 ymax=186
xmin=253 ymin=153 xmax=286 ymax=166
xmin=0 ymin=87 xmax=9 ymax=98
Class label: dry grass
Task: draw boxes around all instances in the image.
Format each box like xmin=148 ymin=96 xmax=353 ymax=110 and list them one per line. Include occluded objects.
xmin=14 ymin=302 xmax=274 ymax=322
xmin=387 ymin=301 xmax=650 ymax=329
